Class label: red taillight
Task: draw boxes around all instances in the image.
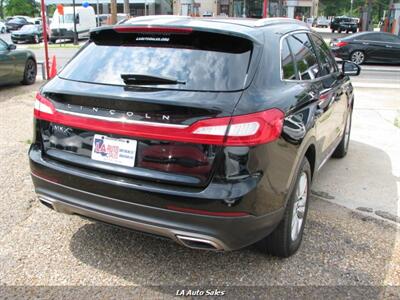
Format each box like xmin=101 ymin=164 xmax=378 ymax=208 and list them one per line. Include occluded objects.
xmin=34 ymin=93 xmax=284 ymax=146
xmin=114 ymin=26 xmax=193 ymax=34
xmin=34 ymin=92 xmax=56 ymax=117
xmin=335 ymin=41 xmax=348 ymax=47
xmin=166 ymin=205 xmax=249 ymax=217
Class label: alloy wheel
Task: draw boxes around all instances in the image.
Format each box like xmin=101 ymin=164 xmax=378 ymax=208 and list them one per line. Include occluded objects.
xmin=351 ymin=51 xmax=365 ymax=65
xmin=25 ymin=60 xmax=36 ymax=83
xmin=291 ymin=172 xmax=308 ymax=241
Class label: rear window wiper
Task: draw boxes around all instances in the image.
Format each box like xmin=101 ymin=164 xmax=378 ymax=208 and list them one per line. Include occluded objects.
xmin=121 ymin=74 xmax=185 ymax=85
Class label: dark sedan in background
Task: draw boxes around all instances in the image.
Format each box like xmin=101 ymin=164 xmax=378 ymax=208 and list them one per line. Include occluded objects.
xmin=5 ymin=17 xmax=32 ymax=32
xmin=11 ymin=25 xmax=46 ymax=44
xmin=0 ymin=38 xmax=37 ymax=86
xmin=331 ymin=32 xmax=400 ymax=65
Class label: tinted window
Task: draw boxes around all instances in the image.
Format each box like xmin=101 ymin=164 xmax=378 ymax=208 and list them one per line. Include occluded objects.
xmin=0 ymin=39 xmax=7 ymax=51
xmin=60 ymin=33 xmax=253 ymax=91
xmin=287 ymin=33 xmax=319 ymax=80
xmin=310 ymin=34 xmax=337 ymax=76
xmin=381 ymin=34 xmax=400 ymax=43
xmin=358 ymin=33 xmax=383 ymax=41
xmin=281 ymin=39 xmax=297 ymax=80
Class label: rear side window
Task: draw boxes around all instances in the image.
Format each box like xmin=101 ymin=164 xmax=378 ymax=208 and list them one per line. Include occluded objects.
xmin=287 ymin=33 xmax=319 ymax=80
xmin=59 ymin=30 xmax=253 ymax=92
xmin=281 ymin=39 xmax=297 ymax=80
xmin=310 ymin=34 xmax=337 ymax=76
xmin=381 ymin=34 xmax=400 ymax=43
xmin=358 ymin=33 xmax=383 ymax=41
xmin=0 ymin=39 xmax=7 ymax=51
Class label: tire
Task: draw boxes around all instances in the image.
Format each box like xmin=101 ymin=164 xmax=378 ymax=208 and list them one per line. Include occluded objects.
xmin=350 ymin=50 xmax=365 ymax=65
xmin=338 ymin=29 xmax=342 ymax=33
xmin=332 ymin=108 xmax=352 ymax=158
xmin=11 ymin=39 xmax=17 ymax=44
xmin=352 ymin=30 xmax=357 ymax=33
xmin=258 ymin=157 xmax=311 ymax=258
xmin=331 ymin=29 xmax=335 ymax=33
xmin=21 ymin=58 xmax=37 ymax=85
xmin=49 ymin=38 xmax=56 ymax=44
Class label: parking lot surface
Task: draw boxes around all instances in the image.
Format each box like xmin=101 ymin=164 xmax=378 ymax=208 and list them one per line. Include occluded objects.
xmin=0 ymin=66 xmax=399 ymax=298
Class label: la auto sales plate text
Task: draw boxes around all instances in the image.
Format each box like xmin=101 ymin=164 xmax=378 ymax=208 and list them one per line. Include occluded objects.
xmin=176 ymin=289 xmax=226 ymax=296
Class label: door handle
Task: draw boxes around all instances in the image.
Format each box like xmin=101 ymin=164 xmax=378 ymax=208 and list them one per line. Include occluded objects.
xmin=385 ymin=45 xmax=393 ymax=48
xmin=362 ymin=42 xmax=369 ymax=45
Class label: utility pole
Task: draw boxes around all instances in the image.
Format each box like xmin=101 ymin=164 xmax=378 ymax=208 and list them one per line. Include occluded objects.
xmin=350 ymin=0 xmax=353 ymax=17
xmin=96 ymin=0 xmax=100 ymax=26
xmin=72 ymin=0 xmax=78 ymax=45
xmin=367 ymin=0 xmax=373 ymax=31
xmin=110 ymin=0 xmax=117 ymax=24
xmin=124 ymin=0 xmax=130 ymax=16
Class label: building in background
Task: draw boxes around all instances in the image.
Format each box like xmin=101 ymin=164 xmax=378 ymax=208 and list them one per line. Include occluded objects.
xmin=173 ymin=0 xmax=318 ymax=18
xmin=37 ymin=0 xmax=172 ymax=17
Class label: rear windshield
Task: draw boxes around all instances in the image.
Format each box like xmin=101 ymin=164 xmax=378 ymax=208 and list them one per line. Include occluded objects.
xmin=59 ymin=30 xmax=253 ymax=91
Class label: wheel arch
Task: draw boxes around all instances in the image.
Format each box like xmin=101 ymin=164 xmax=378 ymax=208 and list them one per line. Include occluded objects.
xmin=304 ymin=144 xmax=316 ymax=180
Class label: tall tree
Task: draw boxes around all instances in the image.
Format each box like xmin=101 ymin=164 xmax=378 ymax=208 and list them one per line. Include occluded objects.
xmin=0 ymin=0 xmax=5 ymax=19
xmin=5 ymin=0 xmax=38 ymax=16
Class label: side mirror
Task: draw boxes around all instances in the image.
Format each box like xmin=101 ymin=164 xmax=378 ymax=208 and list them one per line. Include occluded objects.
xmin=342 ymin=60 xmax=361 ymax=76
xmin=8 ymin=44 xmax=16 ymax=50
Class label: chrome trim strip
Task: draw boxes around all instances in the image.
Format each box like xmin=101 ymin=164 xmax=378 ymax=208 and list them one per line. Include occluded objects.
xmin=56 ymin=109 xmax=189 ymax=129
xmin=279 ymin=30 xmax=341 ymax=83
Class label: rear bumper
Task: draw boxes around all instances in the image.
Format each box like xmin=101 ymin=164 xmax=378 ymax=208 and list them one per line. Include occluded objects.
xmin=29 ymin=145 xmax=284 ymax=251
xmin=331 ymin=48 xmax=351 ymax=60
xmin=11 ymin=35 xmax=34 ymax=42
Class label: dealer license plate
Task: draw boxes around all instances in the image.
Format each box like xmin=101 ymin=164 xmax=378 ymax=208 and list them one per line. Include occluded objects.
xmin=91 ymin=134 xmax=137 ymax=167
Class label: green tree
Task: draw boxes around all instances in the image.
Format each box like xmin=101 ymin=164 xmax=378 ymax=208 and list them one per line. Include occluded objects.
xmin=1 ymin=0 xmax=5 ymax=19
xmin=319 ymin=0 xmax=390 ymax=21
xmin=5 ymin=0 xmax=38 ymax=17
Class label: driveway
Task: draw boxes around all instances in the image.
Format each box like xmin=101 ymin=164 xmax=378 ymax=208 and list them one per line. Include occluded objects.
xmin=0 ymin=74 xmax=399 ymax=298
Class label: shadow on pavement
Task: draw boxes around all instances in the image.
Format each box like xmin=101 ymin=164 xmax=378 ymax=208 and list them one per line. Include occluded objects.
xmin=68 ymin=140 xmax=399 ymax=295
xmin=314 ymin=140 xmax=399 ymax=223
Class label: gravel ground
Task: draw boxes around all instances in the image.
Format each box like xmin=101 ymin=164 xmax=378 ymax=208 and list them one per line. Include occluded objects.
xmin=0 ymin=84 xmax=399 ymax=299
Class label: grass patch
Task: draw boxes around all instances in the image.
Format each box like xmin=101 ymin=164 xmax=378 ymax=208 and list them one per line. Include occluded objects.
xmin=27 ymin=44 xmax=81 ymax=49
xmin=394 ymin=116 xmax=400 ymax=128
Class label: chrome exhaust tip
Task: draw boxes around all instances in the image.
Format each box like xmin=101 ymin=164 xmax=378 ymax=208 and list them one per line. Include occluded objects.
xmin=38 ymin=196 xmax=55 ymax=210
xmin=176 ymin=235 xmax=224 ymax=251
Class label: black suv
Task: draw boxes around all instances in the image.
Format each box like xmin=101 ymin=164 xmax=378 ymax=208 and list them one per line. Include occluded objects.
xmin=330 ymin=16 xmax=358 ymax=33
xmin=29 ymin=17 xmax=360 ymax=257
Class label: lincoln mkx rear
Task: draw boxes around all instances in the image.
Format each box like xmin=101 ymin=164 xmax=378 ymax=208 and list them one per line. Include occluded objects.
xmin=29 ymin=16 xmax=359 ymax=257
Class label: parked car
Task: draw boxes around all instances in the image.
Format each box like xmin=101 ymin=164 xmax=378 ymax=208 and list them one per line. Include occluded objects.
xmin=11 ymin=25 xmax=46 ymax=44
xmin=50 ymin=6 xmax=96 ymax=43
xmin=330 ymin=16 xmax=357 ymax=33
xmin=96 ymin=14 xmax=109 ymax=26
xmin=6 ymin=17 xmax=32 ymax=32
xmin=315 ymin=16 xmax=330 ymax=28
xmin=0 ymin=38 xmax=37 ymax=85
xmin=0 ymin=21 xmax=6 ymax=33
xmin=306 ymin=17 xmax=315 ymax=27
xmin=331 ymin=31 xmax=400 ymax=64
xmin=30 ymin=17 xmax=360 ymax=257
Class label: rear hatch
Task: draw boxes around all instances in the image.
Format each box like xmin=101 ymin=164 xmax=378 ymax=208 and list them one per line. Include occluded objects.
xmin=36 ymin=25 xmax=259 ymax=187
